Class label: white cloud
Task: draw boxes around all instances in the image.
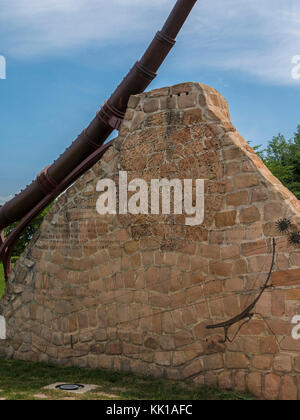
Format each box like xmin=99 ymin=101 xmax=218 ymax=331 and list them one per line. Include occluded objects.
xmin=0 ymin=0 xmax=170 ymax=56
xmin=0 ymin=196 xmax=13 ymax=205
xmin=0 ymin=0 xmax=300 ymax=85
xmin=186 ymin=0 xmax=300 ymax=86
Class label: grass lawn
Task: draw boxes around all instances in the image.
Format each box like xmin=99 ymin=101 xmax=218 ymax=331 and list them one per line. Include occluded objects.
xmin=0 ymin=260 xmax=16 ymax=298
xmin=0 ymin=359 xmax=253 ymax=400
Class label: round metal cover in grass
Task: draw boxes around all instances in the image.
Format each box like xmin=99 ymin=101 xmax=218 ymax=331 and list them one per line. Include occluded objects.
xmin=56 ymin=384 xmax=84 ymax=391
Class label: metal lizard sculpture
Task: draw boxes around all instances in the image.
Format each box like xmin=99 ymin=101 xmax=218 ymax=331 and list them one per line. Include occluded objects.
xmin=206 ymin=238 xmax=276 ymax=343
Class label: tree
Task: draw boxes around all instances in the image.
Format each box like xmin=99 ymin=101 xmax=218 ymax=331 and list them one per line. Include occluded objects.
xmin=4 ymin=204 xmax=53 ymax=258
xmin=258 ymin=126 xmax=300 ymax=199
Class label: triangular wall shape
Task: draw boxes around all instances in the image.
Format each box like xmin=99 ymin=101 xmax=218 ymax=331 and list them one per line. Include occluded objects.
xmin=1 ymin=82 xmax=300 ymax=400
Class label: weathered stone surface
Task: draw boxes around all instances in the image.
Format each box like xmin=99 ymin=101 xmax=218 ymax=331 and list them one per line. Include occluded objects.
xmin=272 ymin=269 xmax=300 ymax=286
xmin=264 ymin=373 xmax=281 ymax=400
xmin=273 ymin=355 xmax=292 ymax=373
xmin=248 ymin=372 xmax=262 ymax=398
xmin=239 ymin=206 xmax=260 ymax=224
xmin=215 ymin=211 xmax=237 ymax=228
xmin=280 ymin=376 xmax=298 ymax=400
xmin=252 ymin=355 xmax=273 ymax=371
xmin=1 ymin=82 xmax=300 ymax=400
xmin=218 ymin=371 xmax=233 ymax=390
xmin=225 ymin=352 xmax=250 ymax=369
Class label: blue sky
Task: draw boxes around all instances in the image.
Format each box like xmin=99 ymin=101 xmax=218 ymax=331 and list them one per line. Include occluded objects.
xmin=0 ymin=0 xmax=300 ymax=203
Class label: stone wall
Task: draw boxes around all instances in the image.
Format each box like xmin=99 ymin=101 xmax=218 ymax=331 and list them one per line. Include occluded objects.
xmin=1 ymin=82 xmax=300 ymax=400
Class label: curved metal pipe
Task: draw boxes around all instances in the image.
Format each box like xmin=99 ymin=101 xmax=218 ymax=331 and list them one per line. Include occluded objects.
xmin=0 ymin=1 xmax=197 ymax=232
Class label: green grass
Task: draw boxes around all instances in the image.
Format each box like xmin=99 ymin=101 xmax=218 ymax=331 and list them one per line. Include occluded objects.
xmin=0 ymin=359 xmax=253 ymax=400
xmin=0 ymin=264 xmax=5 ymax=299
xmin=0 ymin=260 xmax=17 ymax=299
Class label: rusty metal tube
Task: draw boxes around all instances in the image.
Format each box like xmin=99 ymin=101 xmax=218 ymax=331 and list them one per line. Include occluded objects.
xmin=0 ymin=0 xmax=198 ymax=231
